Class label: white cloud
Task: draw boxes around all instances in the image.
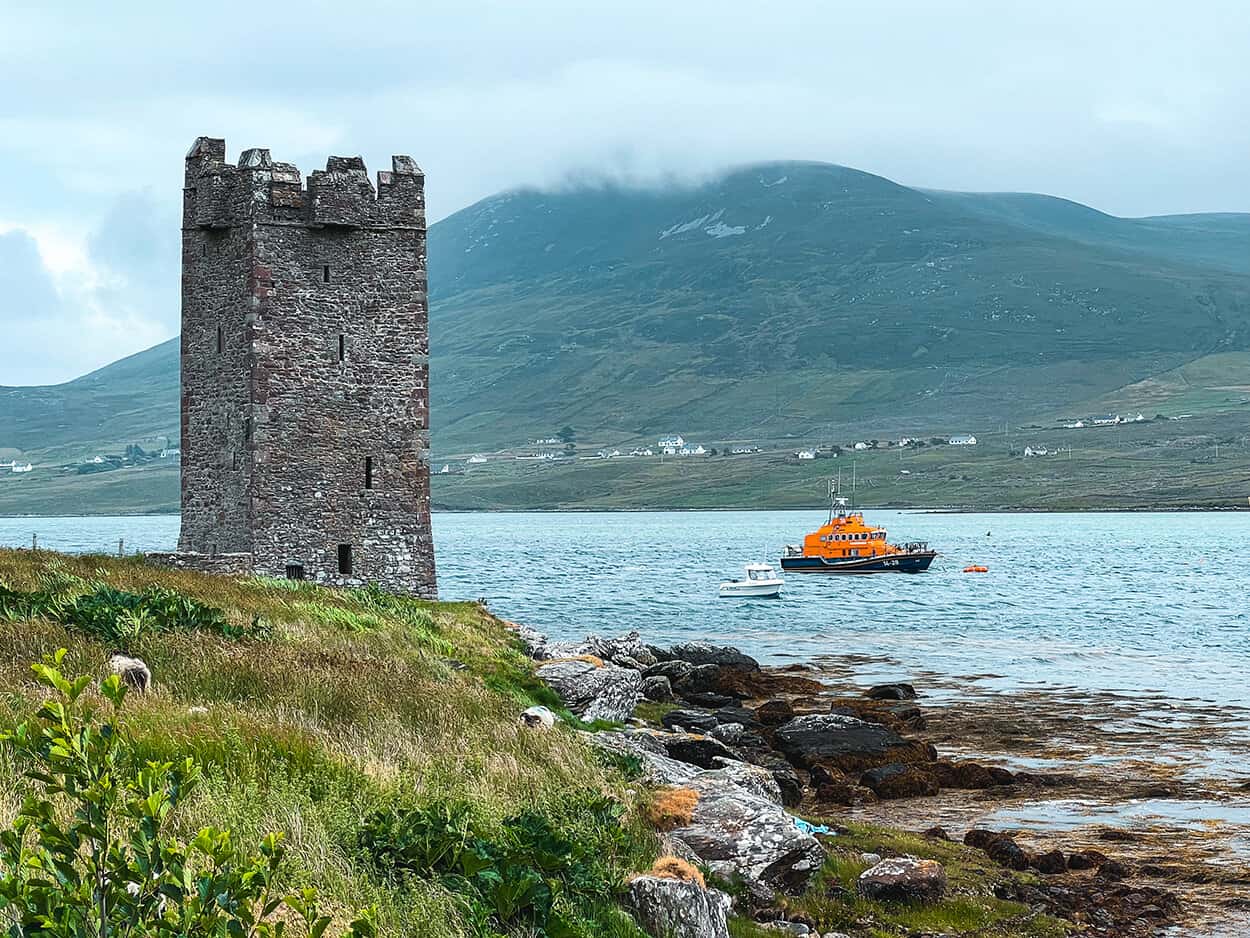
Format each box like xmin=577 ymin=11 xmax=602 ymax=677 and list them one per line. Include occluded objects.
xmin=0 ymin=205 xmax=175 ymax=386
xmin=2 ymin=0 xmax=1250 ymax=384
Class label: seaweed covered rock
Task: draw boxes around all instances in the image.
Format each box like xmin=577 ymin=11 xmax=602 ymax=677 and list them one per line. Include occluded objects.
xmin=865 ymin=683 xmax=916 ymax=701
xmin=984 ymin=835 xmax=1030 ymax=871
xmin=625 ymin=875 xmax=731 ymax=938
xmin=931 ymin=760 xmax=1016 ymax=789
xmin=773 ymin=713 xmax=927 ymax=771
xmin=858 ymin=763 xmax=940 ymax=799
xmin=666 ymin=642 xmax=760 ymax=671
xmin=535 ymin=658 xmax=642 ymax=722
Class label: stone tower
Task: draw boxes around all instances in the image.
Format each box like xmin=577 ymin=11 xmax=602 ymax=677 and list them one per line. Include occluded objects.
xmin=175 ymin=137 xmax=435 ymax=597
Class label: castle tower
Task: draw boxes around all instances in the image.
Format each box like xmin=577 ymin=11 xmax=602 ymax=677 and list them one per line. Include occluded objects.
xmin=176 ymin=137 xmax=435 ymax=597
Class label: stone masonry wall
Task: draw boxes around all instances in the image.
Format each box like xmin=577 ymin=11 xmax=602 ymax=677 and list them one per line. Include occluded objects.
xmin=178 ymin=137 xmax=436 ymax=597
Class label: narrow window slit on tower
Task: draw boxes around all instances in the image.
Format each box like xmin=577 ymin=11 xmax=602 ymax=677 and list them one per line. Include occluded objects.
xmin=365 ymin=456 xmax=373 ymax=489
xmin=338 ymin=333 xmax=345 ymax=362
xmin=337 ymin=544 xmax=353 ymax=576
xmin=216 ymin=325 xmax=223 ymax=353
xmin=323 ymin=265 xmax=331 ymax=283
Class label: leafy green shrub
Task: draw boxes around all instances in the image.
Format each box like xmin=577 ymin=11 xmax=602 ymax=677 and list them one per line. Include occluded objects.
xmin=0 ymin=582 xmax=239 ymax=648
xmin=0 ymin=649 xmax=375 ymax=938
xmin=357 ymin=795 xmax=647 ymax=937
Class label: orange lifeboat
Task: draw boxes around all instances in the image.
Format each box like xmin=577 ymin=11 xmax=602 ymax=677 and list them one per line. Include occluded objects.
xmin=780 ymin=494 xmax=937 ymax=574
xmin=963 ymin=565 xmax=989 ymax=573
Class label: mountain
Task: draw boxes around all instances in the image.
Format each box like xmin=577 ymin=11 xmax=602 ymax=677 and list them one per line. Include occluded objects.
xmin=4 ymin=161 xmax=1250 ymax=473
xmin=0 ymin=339 xmax=178 ymax=462
xmin=428 ymin=161 xmax=1250 ymax=451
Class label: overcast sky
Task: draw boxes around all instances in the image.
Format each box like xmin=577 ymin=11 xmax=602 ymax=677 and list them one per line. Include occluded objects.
xmin=3 ymin=0 xmax=1249 ymax=386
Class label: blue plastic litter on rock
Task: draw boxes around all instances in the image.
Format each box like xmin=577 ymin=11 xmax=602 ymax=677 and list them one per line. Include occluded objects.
xmin=792 ymin=817 xmax=832 ymax=835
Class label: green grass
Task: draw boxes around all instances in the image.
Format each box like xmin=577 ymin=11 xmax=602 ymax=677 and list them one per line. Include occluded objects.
xmin=430 ymin=410 xmax=1250 ymax=511
xmin=726 ymin=821 xmax=1072 ymax=938
xmin=0 ymin=549 xmax=655 ymax=938
xmin=3 ymin=406 xmax=1248 ymax=514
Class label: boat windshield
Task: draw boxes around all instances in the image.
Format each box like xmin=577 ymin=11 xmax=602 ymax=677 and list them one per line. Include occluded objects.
xmin=748 ymin=567 xmax=772 ymax=580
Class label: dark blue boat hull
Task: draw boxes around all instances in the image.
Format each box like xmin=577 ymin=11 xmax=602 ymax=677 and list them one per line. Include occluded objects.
xmin=780 ymin=551 xmax=936 ymax=574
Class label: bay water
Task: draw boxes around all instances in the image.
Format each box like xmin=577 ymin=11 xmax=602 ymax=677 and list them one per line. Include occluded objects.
xmin=1 ymin=509 xmax=1246 ymax=705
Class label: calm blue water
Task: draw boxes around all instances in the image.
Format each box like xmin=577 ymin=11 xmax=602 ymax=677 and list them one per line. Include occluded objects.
xmin=2 ymin=510 xmax=1247 ymax=703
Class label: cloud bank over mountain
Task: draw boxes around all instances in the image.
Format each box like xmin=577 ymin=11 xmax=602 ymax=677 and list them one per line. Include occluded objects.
xmin=4 ymin=0 xmax=1249 ymax=384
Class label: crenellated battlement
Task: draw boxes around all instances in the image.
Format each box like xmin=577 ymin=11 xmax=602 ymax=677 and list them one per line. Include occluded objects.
xmin=183 ymin=136 xmax=424 ymax=231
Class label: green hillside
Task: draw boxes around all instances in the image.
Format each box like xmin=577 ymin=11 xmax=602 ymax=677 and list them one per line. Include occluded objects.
xmin=2 ymin=160 xmax=1249 ymax=513
xmin=428 ymin=162 xmax=1250 ymax=452
xmin=0 ymin=338 xmax=178 ymax=462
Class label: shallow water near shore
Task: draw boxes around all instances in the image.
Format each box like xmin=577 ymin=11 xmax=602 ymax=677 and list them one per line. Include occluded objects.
xmin=2 ymin=509 xmax=1248 ymax=705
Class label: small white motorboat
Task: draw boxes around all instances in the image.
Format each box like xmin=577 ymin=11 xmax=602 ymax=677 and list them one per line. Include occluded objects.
xmin=719 ymin=563 xmax=784 ymax=598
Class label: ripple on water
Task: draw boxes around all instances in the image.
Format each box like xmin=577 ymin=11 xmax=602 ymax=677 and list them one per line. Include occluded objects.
xmin=978 ymin=798 xmax=1250 ymax=835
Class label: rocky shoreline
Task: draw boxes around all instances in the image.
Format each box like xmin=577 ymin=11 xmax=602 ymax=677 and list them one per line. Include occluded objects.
xmin=513 ymin=624 xmax=1248 ymax=938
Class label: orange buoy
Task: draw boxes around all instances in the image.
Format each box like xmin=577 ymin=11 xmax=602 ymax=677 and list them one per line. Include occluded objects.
xmin=963 ymin=565 xmax=989 ymax=573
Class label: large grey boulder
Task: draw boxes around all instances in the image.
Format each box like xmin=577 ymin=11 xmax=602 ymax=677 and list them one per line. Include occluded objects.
xmin=509 ymin=621 xmax=552 ymax=659
xmin=642 ymin=675 xmax=673 ymax=700
xmin=625 ymin=875 xmax=730 ymax=938
xmin=590 ymin=631 xmax=659 ymax=667
xmin=645 ymin=660 xmax=697 ymax=683
xmin=595 ymin=732 xmax=824 ymax=893
xmin=535 ymin=659 xmax=642 ymax=722
xmin=543 ymin=630 xmax=659 ymax=669
xmin=704 ymin=757 xmax=784 ymax=804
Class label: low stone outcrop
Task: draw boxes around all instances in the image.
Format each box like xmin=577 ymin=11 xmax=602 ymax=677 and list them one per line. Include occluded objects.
xmin=625 ymin=875 xmax=731 ymax=938
xmin=704 ymin=757 xmax=784 ymax=805
xmin=535 ymin=658 xmax=642 ymax=722
xmin=773 ymin=713 xmax=929 ymax=772
xmin=856 ymin=856 xmax=947 ymax=903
